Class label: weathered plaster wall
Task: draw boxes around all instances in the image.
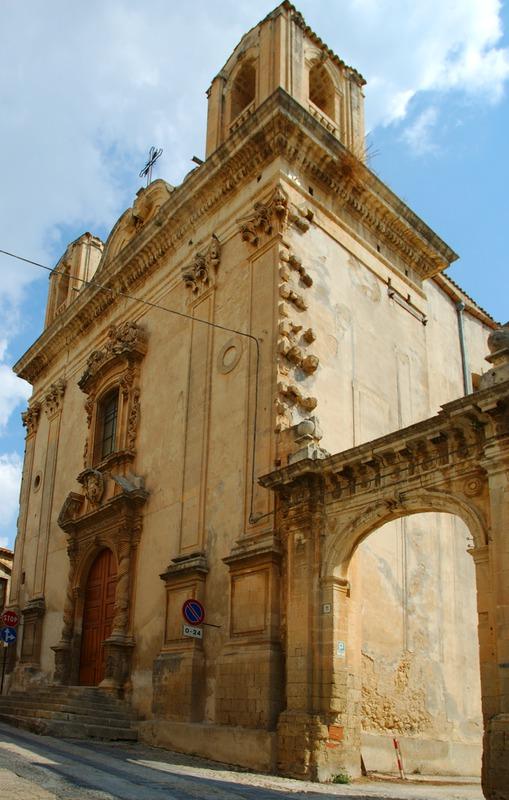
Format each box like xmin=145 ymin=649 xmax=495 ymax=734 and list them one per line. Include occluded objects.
xmin=274 ymin=178 xmax=487 ymax=772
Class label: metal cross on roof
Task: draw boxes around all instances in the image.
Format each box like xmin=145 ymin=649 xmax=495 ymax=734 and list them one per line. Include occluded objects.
xmin=139 ymin=146 xmax=163 ymax=187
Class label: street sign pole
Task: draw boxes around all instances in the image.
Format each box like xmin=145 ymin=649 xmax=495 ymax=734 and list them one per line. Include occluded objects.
xmin=0 ymin=624 xmax=18 ymax=695
xmin=0 ymin=643 xmax=7 ymax=695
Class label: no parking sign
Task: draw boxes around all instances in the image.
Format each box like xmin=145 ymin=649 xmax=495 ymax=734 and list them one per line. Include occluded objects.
xmin=182 ymin=599 xmax=205 ymax=626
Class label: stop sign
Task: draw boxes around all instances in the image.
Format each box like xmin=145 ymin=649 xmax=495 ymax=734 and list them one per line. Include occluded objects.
xmin=1 ymin=610 xmax=19 ymax=628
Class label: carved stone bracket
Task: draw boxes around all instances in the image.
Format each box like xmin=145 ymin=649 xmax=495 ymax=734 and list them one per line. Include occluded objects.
xmin=181 ymin=236 xmax=221 ymax=294
xmin=238 ymin=185 xmax=289 ymax=246
xmin=44 ymin=379 xmax=66 ymax=418
xmin=21 ymin=401 xmax=41 ymax=436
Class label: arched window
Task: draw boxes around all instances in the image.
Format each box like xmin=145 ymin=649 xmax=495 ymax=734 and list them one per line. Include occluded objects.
xmin=55 ymin=263 xmax=71 ymax=311
xmin=230 ymin=62 xmax=256 ymax=122
xmin=309 ymin=62 xmax=335 ymax=120
xmin=96 ymin=388 xmax=119 ymax=462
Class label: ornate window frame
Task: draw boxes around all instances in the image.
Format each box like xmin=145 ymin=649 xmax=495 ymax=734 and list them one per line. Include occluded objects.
xmin=79 ymin=320 xmax=146 ymax=476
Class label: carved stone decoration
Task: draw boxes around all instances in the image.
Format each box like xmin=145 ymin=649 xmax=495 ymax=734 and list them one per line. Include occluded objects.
xmin=281 ymin=250 xmax=313 ymax=286
xmin=79 ymin=321 xmax=147 ymax=393
xmin=480 ymin=321 xmax=509 ymax=389
xmin=120 ymin=368 xmax=135 ymax=399
xmin=78 ymin=468 xmax=105 ymax=505
xmin=84 ymin=397 xmax=94 ymax=427
xmin=182 ymin=236 xmax=221 ymax=294
xmin=301 ymin=355 xmax=319 ymax=374
xmin=44 ymin=378 xmax=67 ymax=417
xmin=107 ymin=321 xmax=144 ymax=355
xmin=55 ymin=483 xmax=148 ymax=689
xmin=278 ymin=380 xmax=317 ymax=412
xmin=127 ymin=388 xmax=141 ymax=451
xmin=110 ymin=535 xmax=131 ymax=637
xmin=79 ymin=321 xmax=147 ymax=471
xmin=238 ymin=185 xmax=289 ymax=245
xmin=21 ymin=401 xmax=41 ymax=436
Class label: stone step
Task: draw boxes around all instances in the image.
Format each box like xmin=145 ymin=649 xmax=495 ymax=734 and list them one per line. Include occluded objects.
xmin=7 ymin=688 xmax=131 ymax=707
xmin=0 ymin=697 xmax=136 ymax=720
xmin=0 ymin=705 xmax=136 ymax=729
xmin=0 ymin=712 xmax=137 ymax=740
xmin=0 ymin=686 xmax=138 ymax=741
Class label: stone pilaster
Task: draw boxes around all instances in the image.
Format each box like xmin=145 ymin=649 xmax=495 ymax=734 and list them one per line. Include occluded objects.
xmin=152 ymin=554 xmax=208 ymax=722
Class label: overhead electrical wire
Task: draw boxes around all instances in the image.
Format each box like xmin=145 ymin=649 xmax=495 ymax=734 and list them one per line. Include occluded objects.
xmin=0 ymin=249 xmax=486 ymax=531
xmin=0 ymin=247 xmax=270 ymax=525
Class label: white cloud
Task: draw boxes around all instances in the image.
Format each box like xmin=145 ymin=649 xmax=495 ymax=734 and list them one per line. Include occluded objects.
xmin=0 ymin=339 xmax=31 ymax=430
xmin=0 ymin=453 xmax=23 ymax=548
xmin=402 ymin=107 xmax=439 ymax=154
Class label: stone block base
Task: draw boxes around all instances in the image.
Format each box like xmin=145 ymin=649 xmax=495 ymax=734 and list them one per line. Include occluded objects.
xmin=277 ymin=710 xmax=361 ymax=781
xmin=361 ymin=732 xmax=481 ymax=777
xmin=484 ymin=714 xmax=509 ymax=800
xmin=138 ymin=720 xmax=276 ymax=772
xmin=151 ymin=649 xmax=205 ymax=721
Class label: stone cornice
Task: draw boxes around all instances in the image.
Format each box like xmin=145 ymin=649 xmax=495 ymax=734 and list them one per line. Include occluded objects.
xmin=15 ymin=89 xmax=458 ymax=384
xmin=260 ymin=380 xmax=509 ymax=492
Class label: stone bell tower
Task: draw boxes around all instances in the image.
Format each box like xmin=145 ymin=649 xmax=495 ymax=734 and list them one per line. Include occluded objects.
xmin=205 ymin=1 xmax=365 ymax=159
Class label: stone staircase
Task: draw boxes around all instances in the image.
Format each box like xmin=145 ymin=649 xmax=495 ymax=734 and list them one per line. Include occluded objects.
xmin=0 ymin=686 xmax=138 ymax=741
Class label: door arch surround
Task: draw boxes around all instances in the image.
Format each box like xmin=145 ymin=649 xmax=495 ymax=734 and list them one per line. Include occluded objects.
xmin=78 ymin=547 xmax=117 ymax=686
xmin=261 ymin=376 xmax=509 ymax=799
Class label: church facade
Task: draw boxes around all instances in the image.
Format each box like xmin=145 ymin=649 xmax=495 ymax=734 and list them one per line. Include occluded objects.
xmin=7 ymin=3 xmax=508 ymax=791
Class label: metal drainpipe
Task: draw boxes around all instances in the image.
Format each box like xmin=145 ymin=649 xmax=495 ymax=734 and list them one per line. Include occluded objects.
xmin=456 ymin=300 xmax=472 ymax=395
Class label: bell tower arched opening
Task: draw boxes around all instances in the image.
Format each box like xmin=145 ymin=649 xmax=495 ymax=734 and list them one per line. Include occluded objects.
xmin=230 ymin=61 xmax=256 ymax=123
xmin=309 ymin=61 xmax=336 ymax=121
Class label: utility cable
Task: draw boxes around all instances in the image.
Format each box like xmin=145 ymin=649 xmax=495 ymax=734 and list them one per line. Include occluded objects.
xmin=1 ymin=249 xmax=484 ymax=525
xmin=0 ymin=247 xmax=271 ymax=525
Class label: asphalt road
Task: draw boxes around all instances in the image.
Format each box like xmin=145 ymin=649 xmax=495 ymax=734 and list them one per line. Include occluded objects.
xmin=0 ymin=722 xmax=484 ymax=800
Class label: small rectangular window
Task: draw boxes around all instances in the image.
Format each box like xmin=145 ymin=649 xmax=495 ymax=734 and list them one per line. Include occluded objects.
xmin=101 ymin=392 xmax=118 ymax=459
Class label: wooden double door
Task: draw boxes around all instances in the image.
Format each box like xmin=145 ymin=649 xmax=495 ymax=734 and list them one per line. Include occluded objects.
xmin=79 ymin=549 xmax=117 ymax=686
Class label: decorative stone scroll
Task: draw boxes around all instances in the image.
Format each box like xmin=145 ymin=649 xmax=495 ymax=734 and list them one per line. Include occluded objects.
xmin=21 ymin=401 xmax=41 ymax=436
xmin=181 ymin=236 xmax=221 ymax=294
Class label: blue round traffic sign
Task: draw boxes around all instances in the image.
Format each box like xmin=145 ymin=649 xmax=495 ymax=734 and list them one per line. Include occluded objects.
xmin=0 ymin=626 xmax=17 ymax=645
xmin=182 ymin=599 xmax=205 ymax=625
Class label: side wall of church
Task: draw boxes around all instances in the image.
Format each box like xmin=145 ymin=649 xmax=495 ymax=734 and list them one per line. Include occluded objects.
xmin=276 ymin=177 xmax=489 ymax=773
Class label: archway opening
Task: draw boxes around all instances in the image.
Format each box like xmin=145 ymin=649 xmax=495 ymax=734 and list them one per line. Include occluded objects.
xmin=352 ymin=511 xmax=482 ymax=777
xmin=230 ymin=61 xmax=256 ymax=122
xmin=309 ymin=62 xmax=335 ymax=120
xmin=79 ymin=548 xmax=117 ymax=686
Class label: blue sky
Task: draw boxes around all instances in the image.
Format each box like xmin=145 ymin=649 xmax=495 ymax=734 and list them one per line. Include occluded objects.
xmin=0 ymin=0 xmax=508 ymax=548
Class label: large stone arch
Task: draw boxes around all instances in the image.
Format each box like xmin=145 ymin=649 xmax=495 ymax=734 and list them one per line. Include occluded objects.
xmin=261 ymin=371 xmax=509 ymax=798
xmin=323 ymin=489 xmax=489 ymax=580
